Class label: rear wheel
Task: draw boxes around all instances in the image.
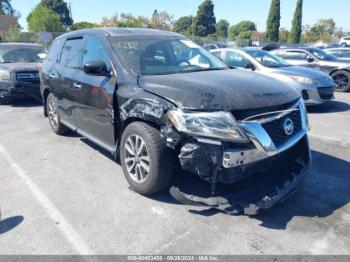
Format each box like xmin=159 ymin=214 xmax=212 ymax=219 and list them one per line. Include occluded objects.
xmin=46 ymin=93 xmax=68 ymax=135
xmin=120 ymin=122 xmax=174 ymax=195
xmin=332 ymin=70 xmax=350 ymax=92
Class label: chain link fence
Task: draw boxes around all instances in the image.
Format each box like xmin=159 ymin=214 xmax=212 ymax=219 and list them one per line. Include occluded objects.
xmin=2 ymin=31 xmax=64 ymax=48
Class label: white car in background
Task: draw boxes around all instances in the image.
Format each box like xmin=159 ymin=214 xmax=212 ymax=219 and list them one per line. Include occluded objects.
xmin=339 ymin=36 xmax=350 ymax=47
xmin=211 ymin=48 xmax=335 ymax=105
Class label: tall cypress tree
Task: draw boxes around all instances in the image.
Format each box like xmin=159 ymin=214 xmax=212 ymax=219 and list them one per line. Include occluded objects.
xmin=288 ymin=0 xmax=303 ymax=43
xmin=266 ymin=0 xmax=280 ymax=42
xmin=193 ymin=0 xmax=216 ymax=37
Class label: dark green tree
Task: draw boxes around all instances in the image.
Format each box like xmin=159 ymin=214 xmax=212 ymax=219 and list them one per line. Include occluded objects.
xmin=266 ymin=0 xmax=280 ymax=42
xmin=193 ymin=0 xmax=216 ymax=37
xmin=228 ymin=21 xmax=256 ymax=38
xmin=0 ymin=0 xmax=17 ymax=16
xmin=174 ymin=16 xmax=193 ymax=35
xmin=216 ymin=19 xmax=229 ymax=38
xmin=39 ymin=0 xmax=73 ymax=28
xmin=27 ymin=5 xmax=64 ymax=32
xmin=70 ymin=21 xmax=97 ymax=31
xmin=288 ymin=0 xmax=303 ymax=43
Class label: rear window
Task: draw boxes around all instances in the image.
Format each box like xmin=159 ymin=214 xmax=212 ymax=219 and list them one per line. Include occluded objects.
xmin=60 ymin=38 xmax=84 ymax=68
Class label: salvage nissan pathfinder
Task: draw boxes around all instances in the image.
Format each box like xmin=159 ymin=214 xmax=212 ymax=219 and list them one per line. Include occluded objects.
xmin=40 ymin=28 xmax=311 ymax=215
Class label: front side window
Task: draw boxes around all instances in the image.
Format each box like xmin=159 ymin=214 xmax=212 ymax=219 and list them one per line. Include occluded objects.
xmin=0 ymin=45 xmax=46 ymax=63
xmin=109 ymin=36 xmax=227 ymax=75
xmin=82 ymin=37 xmax=111 ymax=69
xmin=60 ymin=38 xmax=84 ymax=68
xmin=246 ymin=50 xmax=289 ymax=68
xmin=211 ymin=50 xmax=222 ymax=60
xmin=224 ymin=51 xmax=251 ymax=68
xmin=309 ymin=49 xmax=337 ymax=61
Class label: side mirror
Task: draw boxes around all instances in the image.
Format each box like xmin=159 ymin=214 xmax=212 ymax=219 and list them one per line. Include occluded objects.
xmin=245 ymin=63 xmax=255 ymax=71
xmin=83 ymin=60 xmax=110 ymax=76
xmin=307 ymin=56 xmax=315 ymax=63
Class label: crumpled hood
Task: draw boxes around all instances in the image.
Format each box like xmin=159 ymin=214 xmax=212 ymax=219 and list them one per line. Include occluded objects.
xmin=272 ymin=65 xmax=330 ymax=79
xmin=0 ymin=63 xmax=41 ymax=73
xmin=140 ymin=69 xmax=300 ymax=111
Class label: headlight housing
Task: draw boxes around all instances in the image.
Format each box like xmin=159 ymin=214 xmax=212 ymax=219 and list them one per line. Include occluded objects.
xmin=167 ymin=110 xmax=249 ymax=143
xmin=0 ymin=70 xmax=10 ymax=81
xmin=289 ymin=75 xmax=315 ymax=85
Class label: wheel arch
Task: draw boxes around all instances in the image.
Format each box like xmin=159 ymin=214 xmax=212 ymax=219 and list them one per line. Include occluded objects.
xmin=330 ymin=68 xmax=350 ymax=76
xmin=43 ymin=88 xmax=51 ymax=117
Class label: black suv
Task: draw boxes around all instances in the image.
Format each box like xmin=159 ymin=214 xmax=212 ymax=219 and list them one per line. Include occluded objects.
xmin=41 ymin=28 xmax=311 ymax=215
xmin=0 ymin=42 xmax=46 ymax=102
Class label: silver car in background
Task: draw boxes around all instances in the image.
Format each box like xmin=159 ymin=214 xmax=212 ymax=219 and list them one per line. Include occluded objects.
xmin=325 ymin=48 xmax=350 ymax=59
xmin=271 ymin=47 xmax=350 ymax=92
xmin=211 ymin=48 xmax=335 ymax=105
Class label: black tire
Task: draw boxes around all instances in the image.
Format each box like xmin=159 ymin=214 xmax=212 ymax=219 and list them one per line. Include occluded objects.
xmin=120 ymin=122 xmax=174 ymax=195
xmin=331 ymin=70 xmax=350 ymax=92
xmin=46 ymin=93 xmax=69 ymax=135
xmin=341 ymin=43 xmax=347 ymax=47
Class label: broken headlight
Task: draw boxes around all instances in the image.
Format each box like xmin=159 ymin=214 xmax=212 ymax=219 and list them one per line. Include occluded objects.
xmin=167 ymin=110 xmax=249 ymax=143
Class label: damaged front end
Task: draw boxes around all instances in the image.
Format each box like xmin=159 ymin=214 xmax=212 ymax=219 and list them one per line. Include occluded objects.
xmin=167 ymin=99 xmax=311 ymax=215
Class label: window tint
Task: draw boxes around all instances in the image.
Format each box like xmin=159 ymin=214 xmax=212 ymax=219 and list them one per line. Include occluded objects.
xmin=224 ymin=51 xmax=251 ymax=68
xmin=284 ymin=51 xmax=308 ymax=60
xmin=47 ymin=38 xmax=64 ymax=62
xmin=82 ymin=37 xmax=110 ymax=68
xmin=60 ymin=38 xmax=84 ymax=68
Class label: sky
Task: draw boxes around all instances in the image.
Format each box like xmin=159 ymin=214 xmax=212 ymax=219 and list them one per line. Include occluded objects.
xmin=12 ymin=0 xmax=350 ymax=32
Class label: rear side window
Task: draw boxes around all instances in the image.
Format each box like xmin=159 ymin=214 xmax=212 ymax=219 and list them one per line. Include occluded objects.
xmin=82 ymin=37 xmax=111 ymax=68
xmin=60 ymin=38 xmax=84 ymax=68
xmin=47 ymin=38 xmax=64 ymax=62
xmin=284 ymin=51 xmax=308 ymax=60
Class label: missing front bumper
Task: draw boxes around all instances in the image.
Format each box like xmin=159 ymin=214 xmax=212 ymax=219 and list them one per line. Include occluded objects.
xmin=173 ymin=133 xmax=311 ymax=215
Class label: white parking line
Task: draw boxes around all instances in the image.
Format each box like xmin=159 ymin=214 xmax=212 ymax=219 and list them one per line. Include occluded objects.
xmin=0 ymin=143 xmax=94 ymax=255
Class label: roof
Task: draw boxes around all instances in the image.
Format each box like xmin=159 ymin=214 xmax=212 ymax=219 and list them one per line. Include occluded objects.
xmin=0 ymin=42 xmax=45 ymax=48
xmin=56 ymin=27 xmax=183 ymax=40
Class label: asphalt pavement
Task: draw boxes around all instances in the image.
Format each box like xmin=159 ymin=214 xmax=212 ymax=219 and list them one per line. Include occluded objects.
xmin=0 ymin=93 xmax=349 ymax=255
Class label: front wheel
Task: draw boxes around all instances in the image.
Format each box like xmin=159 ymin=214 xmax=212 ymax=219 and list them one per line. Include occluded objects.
xmin=120 ymin=122 xmax=174 ymax=195
xmin=332 ymin=70 xmax=350 ymax=92
xmin=46 ymin=93 xmax=69 ymax=135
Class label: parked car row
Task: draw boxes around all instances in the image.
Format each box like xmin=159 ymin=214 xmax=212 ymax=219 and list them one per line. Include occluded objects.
xmin=211 ymin=48 xmax=335 ymax=105
xmin=1 ymin=29 xmax=347 ymax=215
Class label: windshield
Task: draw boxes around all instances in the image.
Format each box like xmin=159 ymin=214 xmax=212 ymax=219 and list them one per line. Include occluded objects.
xmin=0 ymin=45 xmax=46 ymax=63
xmin=309 ymin=49 xmax=337 ymax=61
xmin=246 ymin=50 xmax=290 ymax=68
xmin=109 ymin=36 xmax=227 ymax=75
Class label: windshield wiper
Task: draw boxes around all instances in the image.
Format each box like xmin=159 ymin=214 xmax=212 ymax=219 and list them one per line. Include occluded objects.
xmin=184 ymin=67 xmax=227 ymax=73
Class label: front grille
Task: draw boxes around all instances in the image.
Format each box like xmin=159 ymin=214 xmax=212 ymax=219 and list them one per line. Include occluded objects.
xmin=318 ymin=86 xmax=334 ymax=100
xmin=16 ymin=71 xmax=40 ymax=83
xmin=262 ymin=109 xmax=302 ymax=148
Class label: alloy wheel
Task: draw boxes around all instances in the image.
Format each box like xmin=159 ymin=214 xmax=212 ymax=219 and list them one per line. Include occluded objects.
xmin=48 ymin=97 xmax=59 ymax=129
xmin=334 ymin=73 xmax=349 ymax=90
xmin=124 ymin=134 xmax=150 ymax=183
